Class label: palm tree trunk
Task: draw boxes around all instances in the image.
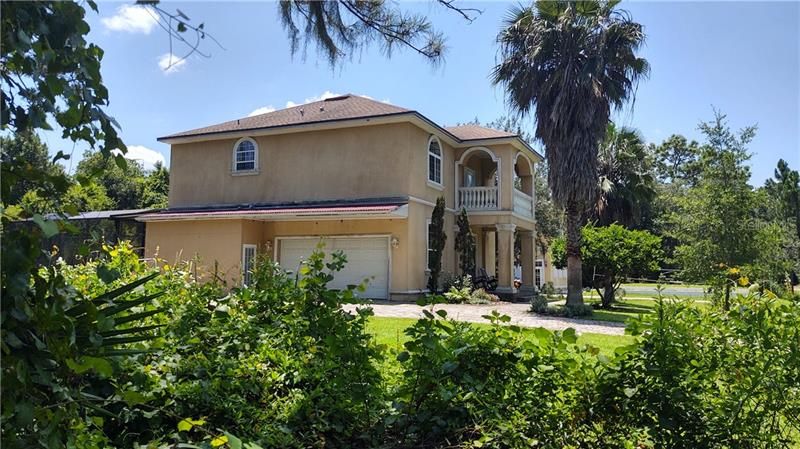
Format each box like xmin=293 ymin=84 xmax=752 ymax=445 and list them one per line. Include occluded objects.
xmin=565 ymin=200 xmax=584 ymax=307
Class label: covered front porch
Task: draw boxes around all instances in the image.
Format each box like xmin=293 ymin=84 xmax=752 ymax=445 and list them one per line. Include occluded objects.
xmin=469 ymin=219 xmax=537 ymax=296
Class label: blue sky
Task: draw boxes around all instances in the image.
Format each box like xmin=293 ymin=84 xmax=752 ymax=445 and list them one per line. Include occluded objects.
xmin=43 ymin=1 xmax=798 ymax=185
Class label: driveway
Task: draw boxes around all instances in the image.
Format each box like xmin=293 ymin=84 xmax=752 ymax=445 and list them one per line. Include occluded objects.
xmin=343 ymin=302 xmax=627 ymax=336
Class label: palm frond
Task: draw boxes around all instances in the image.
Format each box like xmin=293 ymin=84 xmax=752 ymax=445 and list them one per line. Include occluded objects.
xmin=493 ymin=0 xmax=649 ymax=211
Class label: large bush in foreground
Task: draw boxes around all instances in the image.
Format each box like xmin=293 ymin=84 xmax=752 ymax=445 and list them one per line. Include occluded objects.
xmin=8 ymin=242 xmax=800 ymax=448
xmin=599 ymin=295 xmax=800 ymax=448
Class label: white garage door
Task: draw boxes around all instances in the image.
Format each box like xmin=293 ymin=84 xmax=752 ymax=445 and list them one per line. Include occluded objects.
xmin=279 ymin=237 xmax=389 ymax=299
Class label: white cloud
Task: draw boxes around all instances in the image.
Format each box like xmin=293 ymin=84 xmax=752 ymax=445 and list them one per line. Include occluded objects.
xmin=114 ymin=145 xmax=166 ymax=171
xmin=158 ymin=53 xmax=187 ymax=74
xmin=248 ymin=106 xmax=276 ymax=117
xmin=269 ymin=91 xmax=384 ymax=112
xmin=285 ymin=90 xmax=341 ymax=108
xmin=101 ymin=4 xmax=158 ymax=34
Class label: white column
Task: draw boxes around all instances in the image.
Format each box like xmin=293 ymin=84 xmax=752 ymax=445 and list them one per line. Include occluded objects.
xmin=484 ymin=229 xmax=496 ymax=277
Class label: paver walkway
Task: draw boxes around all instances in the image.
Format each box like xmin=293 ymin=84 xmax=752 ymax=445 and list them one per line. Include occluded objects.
xmin=343 ymin=302 xmax=627 ymax=336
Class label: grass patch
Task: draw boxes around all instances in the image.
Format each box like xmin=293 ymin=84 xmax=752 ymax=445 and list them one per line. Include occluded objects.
xmin=621 ymin=282 xmax=710 ymax=289
xmin=540 ymin=296 xmax=712 ymax=324
xmin=366 ymin=316 xmax=636 ymax=357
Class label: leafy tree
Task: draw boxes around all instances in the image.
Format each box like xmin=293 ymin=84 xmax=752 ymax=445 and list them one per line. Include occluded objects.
xmin=652 ymin=134 xmax=702 ymax=185
xmin=646 ymin=134 xmax=704 ymax=265
xmin=552 ymin=224 xmax=662 ymax=308
xmin=427 ymin=196 xmax=446 ymax=292
xmin=454 ymin=208 xmax=476 ymax=276
xmin=141 ymin=161 xmax=170 ymax=208
xmin=18 ymin=190 xmax=53 ymax=215
xmin=673 ymin=111 xmax=758 ymax=307
xmin=1 ymin=1 xmax=126 ymax=170
xmin=0 ymin=3 xmax=143 ymax=447
xmin=594 ymin=123 xmax=656 ymax=229
xmin=75 ymin=151 xmax=146 ymax=209
xmin=765 ymin=158 xmax=800 ymax=241
xmin=493 ymin=0 xmax=649 ymax=306
xmin=532 ymin=162 xmax=564 ymax=253
xmin=0 ymin=132 xmax=67 ymax=206
xmin=749 ymin=221 xmax=800 ymax=294
xmin=63 ymin=182 xmax=114 ymax=212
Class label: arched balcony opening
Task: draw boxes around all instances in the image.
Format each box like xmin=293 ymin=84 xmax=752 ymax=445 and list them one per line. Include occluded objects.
xmin=513 ymin=153 xmax=535 ymax=217
xmin=456 ymin=147 xmax=500 ymax=211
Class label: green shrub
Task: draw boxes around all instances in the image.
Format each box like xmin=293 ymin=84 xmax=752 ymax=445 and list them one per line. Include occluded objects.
xmin=12 ymin=242 xmax=800 ymax=449
xmin=443 ymin=285 xmax=472 ymax=303
xmin=469 ymin=287 xmax=499 ymax=304
xmin=440 ymin=271 xmax=472 ymax=292
xmin=388 ymin=310 xmax=598 ymax=448
xmin=1 ymin=240 xmax=165 ymax=449
xmin=540 ymin=281 xmax=557 ymax=297
xmin=530 ymin=294 xmax=549 ymax=313
xmin=530 ymin=296 xmax=594 ymax=318
xmin=598 ymin=295 xmax=800 ymax=447
xmin=153 ymin=251 xmax=386 ymax=448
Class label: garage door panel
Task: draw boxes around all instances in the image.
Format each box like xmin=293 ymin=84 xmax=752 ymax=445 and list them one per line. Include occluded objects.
xmin=278 ymin=237 xmax=389 ymax=299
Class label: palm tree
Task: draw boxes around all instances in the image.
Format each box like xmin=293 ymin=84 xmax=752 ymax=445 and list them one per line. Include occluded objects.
xmin=594 ymin=123 xmax=656 ymax=228
xmin=492 ymin=1 xmax=648 ymax=306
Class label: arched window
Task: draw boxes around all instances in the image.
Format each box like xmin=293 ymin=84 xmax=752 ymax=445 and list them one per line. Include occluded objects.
xmin=233 ymin=137 xmax=258 ymax=173
xmin=427 ymin=136 xmax=442 ymax=185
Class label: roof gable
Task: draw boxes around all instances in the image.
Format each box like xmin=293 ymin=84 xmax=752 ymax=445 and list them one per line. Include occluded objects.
xmin=444 ymin=125 xmax=516 ymax=141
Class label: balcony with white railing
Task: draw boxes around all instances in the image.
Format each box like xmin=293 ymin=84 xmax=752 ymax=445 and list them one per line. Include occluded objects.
xmin=458 ymin=186 xmax=499 ymax=211
xmin=513 ymin=189 xmax=533 ymax=217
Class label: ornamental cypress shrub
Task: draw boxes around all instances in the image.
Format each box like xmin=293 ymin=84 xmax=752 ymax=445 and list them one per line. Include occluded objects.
xmin=427 ymin=196 xmax=446 ymax=292
xmin=454 ymin=208 xmax=476 ymax=277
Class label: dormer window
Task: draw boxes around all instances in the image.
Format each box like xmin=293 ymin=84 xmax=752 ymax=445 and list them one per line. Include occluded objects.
xmin=233 ymin=137 xmax=258 ymax=173
xmin=427 ymin=136 xmax=442 ymax=186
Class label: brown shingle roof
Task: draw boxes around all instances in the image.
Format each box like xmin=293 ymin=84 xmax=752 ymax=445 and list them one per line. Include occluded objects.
xmin=158 ymin=94 xmax=534 ymax=153
xmin=161 ymin=94 xmax=411 ymax=140
xmin=444 ymin=125 xmax=517 ymax=141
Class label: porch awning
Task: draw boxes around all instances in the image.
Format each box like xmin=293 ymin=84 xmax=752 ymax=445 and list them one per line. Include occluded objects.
xmin=136 ymin=200 xmax=408 ymax=222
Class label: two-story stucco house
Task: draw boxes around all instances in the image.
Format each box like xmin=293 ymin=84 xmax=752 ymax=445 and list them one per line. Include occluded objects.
xmin=139 ymin=94 xmax=542 ymax=300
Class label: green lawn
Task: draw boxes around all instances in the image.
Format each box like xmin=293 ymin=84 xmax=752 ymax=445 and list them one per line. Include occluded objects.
xmin=583 ymin=290 xmax=708 ymax=303
xmin=544 ymin=295 xmax=712 ymax=324
xmin=366 ymin=316 xmax=636 ymax=357
xmin=621 ymin=282 xmax=710 ymax=289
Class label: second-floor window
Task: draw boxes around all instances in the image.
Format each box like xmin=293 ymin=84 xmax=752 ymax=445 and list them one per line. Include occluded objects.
xmin=233 ymin=137 xmax=258 ymax=173
xmin=428 ymin=136 xmax=442 ymax=185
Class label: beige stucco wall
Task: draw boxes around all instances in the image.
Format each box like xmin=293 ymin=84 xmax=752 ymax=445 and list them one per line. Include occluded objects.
xmin=144 ymin=201 xmax=460 ymax=295
xmin=405 ymin=126 xmax=457 ymax=209
xmin=169 ymin=123 xmax=422 ymax=207
xmin=167 ymin=121 xmax=527 ymax=213
xmin=145 ymin=219 xmax=249 ymax=283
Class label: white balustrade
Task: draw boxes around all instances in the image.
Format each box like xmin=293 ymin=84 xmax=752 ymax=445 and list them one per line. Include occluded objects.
xmin=458 ymin=186 xmax=499 ymax=210
xmin=513 ymin=189 xmax=533 ymax=217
